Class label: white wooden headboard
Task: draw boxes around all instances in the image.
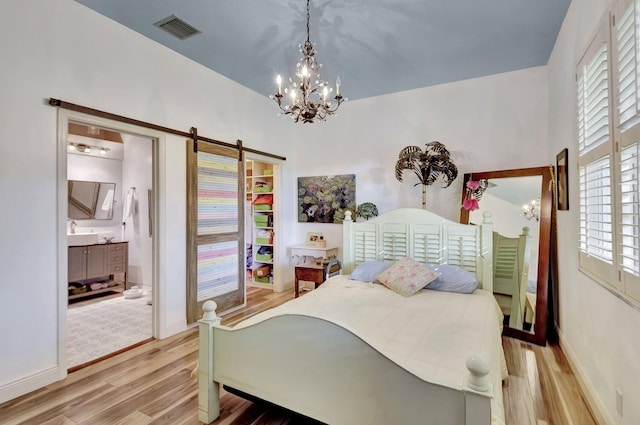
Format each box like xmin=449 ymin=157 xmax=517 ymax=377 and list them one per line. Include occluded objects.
xmin=342 ymin=208 xmax=494 ymax=291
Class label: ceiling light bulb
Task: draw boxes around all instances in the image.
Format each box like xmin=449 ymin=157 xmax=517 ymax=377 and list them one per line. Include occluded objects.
xmin=84 ymin=146 xmax=91 ymax=153
xmin=68 ymin=144 xmax=76 ymax=151
xmin=100 ymin=147 xmax=107 ymax=155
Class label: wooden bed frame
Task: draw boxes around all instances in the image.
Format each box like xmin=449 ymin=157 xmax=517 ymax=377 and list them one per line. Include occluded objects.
xmin=199 ymin=208 xmax=497 ymax=425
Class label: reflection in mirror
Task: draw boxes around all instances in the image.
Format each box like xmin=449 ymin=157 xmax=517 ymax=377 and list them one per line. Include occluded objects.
xmin=468 ymin=176 xmax=541 ymax=332
xmin=461 ymin=167 xmax=552 ymax=346
xmin=68 ymin=180 xmax=116 ymax=220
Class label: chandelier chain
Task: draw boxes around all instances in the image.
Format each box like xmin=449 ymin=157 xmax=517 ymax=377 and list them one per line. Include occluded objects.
xmin=306 ymin=0 xmax=310 ymax=44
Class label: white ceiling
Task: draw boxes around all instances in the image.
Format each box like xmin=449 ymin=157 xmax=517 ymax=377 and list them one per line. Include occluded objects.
xmin=74 ymin=0 xmax=571 ymax=101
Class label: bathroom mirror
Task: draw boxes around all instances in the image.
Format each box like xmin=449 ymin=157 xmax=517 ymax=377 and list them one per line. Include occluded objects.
xmin=460 ymin=166 xmax=552 ymax=345
xmin=68 ymin=180 xmax=116 ymax=220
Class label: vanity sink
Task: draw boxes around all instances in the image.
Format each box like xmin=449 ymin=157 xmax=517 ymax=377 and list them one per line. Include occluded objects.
xmin=67 ymin=232 xmax=100 ymax=246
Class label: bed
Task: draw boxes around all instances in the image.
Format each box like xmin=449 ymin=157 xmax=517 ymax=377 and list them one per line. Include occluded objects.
xmin=198 ymin=208 xmax=506 ymax=425
xmin=492 ymin=227 xmax=532 ymax=330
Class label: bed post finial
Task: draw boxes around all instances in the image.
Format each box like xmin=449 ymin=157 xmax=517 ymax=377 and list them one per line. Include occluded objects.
xmin=202 ymin=300 xmax=219 ymax=322
xmin=482 ymin=211 xmax=492 ymax=224
xmin=465 ymin=355 xmax=491 ymax=392
xmin=344 ymin=210 xmax=353 ymax=222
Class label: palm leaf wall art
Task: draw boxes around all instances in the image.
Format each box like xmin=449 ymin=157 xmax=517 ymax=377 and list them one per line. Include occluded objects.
xmin=394 ymin=141 xmax=458 ymax=209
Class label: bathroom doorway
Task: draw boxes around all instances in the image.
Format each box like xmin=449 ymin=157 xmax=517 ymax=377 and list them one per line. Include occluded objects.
xmin=59 ymin=113 xmax=157 ymax=370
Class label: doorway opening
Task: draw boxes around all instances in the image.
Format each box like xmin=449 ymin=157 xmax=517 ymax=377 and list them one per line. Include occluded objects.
xmin=59 ymin=114 xmax=157 ymax=371
xmin=244 ymin=156 xmax=282 ymax=293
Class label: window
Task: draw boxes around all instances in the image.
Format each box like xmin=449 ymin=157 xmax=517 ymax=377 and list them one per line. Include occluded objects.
xmin=577 ymin=0 xmax=640 ymax=302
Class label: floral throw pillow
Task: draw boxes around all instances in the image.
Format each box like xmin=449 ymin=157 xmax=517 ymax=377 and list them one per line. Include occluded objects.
xmin=375 ymin=257 xmax=440 ymax=297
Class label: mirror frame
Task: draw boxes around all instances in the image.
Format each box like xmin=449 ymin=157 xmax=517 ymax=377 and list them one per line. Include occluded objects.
xmin=68 ymin=179 xmax=116 ymax=220
xmin=460 ymin=166 xmax=552 ymax=346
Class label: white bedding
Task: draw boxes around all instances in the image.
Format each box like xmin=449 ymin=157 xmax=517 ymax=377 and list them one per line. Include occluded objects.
xmin=236 ymin=275 xmax=507 ymax=425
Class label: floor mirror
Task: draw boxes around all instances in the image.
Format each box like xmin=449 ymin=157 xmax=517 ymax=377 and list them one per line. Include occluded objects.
xmin=460 ymin=166 xmax=552 ymax=345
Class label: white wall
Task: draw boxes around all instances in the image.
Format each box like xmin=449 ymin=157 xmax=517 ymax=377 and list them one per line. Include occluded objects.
xmin=547 ymin=0 xmax=640 ymax=424
xmin=0 ymin=0 xmax=292 ymax=403
xmin=122 ymin=134 xmax=153 ymax=292
xmin=285 ymin=66 xmax=550 ymax=261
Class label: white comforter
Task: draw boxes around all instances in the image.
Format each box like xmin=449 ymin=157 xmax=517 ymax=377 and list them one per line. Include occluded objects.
xmin=237 ymin=275 xmax=507 ymax=425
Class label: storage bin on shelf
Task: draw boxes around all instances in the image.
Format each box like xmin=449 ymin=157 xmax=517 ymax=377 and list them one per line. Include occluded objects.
xmin=256 ymin=246 xmax=273 ymax=261
xmin=255 ymin=229 xmax=273 ymax=245
xmin=254 ymin=215 xmax=269 ymax=226
xmin=254 ymin=276 xmax=272 ymax=283
xmin=253 ymin=182 xmax=272 ymax=193
xmin=253 ymin=263 xmax=272 ymax=283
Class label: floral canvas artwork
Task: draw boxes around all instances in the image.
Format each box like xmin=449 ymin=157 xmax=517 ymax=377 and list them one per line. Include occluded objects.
xmin=298 ymin=174 xmax=356 ymax=223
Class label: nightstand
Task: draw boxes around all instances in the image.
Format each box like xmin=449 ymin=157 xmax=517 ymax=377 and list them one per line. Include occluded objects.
xmin=294 ymin=259 xmax=342 ymax=298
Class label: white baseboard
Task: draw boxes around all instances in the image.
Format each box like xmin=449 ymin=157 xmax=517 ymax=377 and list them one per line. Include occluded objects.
xmin=159 ymin=319 xmax=187 ymax=339
xmin=0 ymin=366 xmax=60 ymax=404
xmin=558 ymin=329 xmax=615 ymax=425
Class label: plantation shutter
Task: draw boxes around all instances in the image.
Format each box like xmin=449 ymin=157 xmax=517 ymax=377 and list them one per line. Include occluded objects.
xmin=620 ymin=143 xmax=640 ymax=277
xmin=187 ymin=139 xmax=244 ymax=323
xmin=614 ymin=0 xmax=640 ymax=300
xmin=577 ymin=20 xmax=618 ymax=284
xmin=616 ymin=0 xmax=640 ymax=130
xmin=619 ymin=142 xmax=640 ymax=299
xmin=578 ymin=41 xmax=609 ymax=155
xmin=579 ymin=157 xmax=613 ymax=263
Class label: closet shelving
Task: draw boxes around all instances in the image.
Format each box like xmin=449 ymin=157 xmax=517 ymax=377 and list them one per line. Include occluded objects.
xmin=246 ymin=160 xmax=276 ymax=289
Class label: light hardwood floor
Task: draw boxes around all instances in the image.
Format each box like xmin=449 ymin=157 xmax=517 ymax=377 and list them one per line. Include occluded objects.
xmin=0 ymin=287 xmax=598 ymax=425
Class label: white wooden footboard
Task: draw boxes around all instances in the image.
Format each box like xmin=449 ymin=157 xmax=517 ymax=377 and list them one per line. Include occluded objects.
xmin=198 ymin=301 xmax=493 ymax=425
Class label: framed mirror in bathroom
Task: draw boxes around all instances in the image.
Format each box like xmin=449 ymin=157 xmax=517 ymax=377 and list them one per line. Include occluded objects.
xmin=68 ymin=180 xmax=116 ymax=220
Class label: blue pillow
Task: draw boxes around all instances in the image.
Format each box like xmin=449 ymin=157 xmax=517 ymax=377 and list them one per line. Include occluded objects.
xmin=349 ymin=261 xmax=393 ymax=283
xmin=424 ymin=264 xmax=478 ymax=294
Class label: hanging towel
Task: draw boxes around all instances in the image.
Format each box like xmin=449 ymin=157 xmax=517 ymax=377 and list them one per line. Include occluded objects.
xmin=101 ymin=188 xmax=114 ymax=211
xmin=123 ymin=188 xmax=137 ymax=218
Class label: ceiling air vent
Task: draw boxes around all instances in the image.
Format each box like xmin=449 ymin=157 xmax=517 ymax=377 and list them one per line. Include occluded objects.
xmin=154 ymin=15 xmax=201 ymax=40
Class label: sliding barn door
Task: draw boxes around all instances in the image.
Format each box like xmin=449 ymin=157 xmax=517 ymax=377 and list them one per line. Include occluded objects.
xmin=186 ymin=139 xmax=244 ymax=323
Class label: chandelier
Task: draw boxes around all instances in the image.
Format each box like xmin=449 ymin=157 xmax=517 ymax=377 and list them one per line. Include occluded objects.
xmin=522 ymin=197 xmax=540 ymax=221
xmin=270 ymin=0 xmax=346 ymax=123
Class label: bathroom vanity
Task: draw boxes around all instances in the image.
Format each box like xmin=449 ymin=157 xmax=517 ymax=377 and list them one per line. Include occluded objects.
xmin=68 ymin=241 xmax=128 ymax=300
